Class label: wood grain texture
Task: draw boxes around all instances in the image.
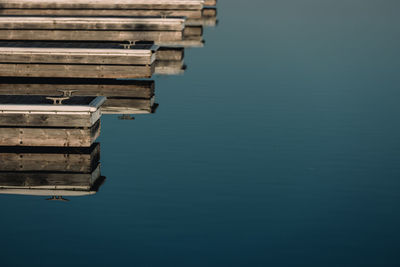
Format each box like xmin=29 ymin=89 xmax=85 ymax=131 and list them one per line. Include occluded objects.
xmin=156 ymin=47 xmax=184 ymax=61
xmin=0 ymin=0 xmax=204 ymax=10
xmin=155 ymin=60 xmax=185 ymax=75
xmin=0 ymin=9 xmax=202 ymax=19
xmin=0 ymin=119 xmax=100 ymax=147
xmin=0 ymin=17 xmax=185 ymax=31
xmin=0 ymin=63 xmax=154 ymax=78
xmin=102 ymin=97 xmax=155 ymax=114
xmin=0 ymin=47 xmax=156 ymax=65
xmin=0 ymin=30 xmax=183 ymax=43
xmin=0 ymin=77 xmax=155 ymax=98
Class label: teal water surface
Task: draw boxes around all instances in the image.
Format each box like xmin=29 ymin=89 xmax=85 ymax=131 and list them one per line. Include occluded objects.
xmin=1 ymin=0 xmax=400 ymax=266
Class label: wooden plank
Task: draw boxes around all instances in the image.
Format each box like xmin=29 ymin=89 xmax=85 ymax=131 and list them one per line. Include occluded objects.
xmin=0 ymin=47 xmax=156 ymax=65
xmin=183 ymin=26 xmax=203 ymax=37
xmin=102 ymin=97 xmax=155 ymax=114
xmin=155 ymin=60 xmax=185 ymax=75
xmin=0 ymin=63 xmax=154 ymax=79
xmin=203 ymin=7 xmax=217 ymax=17
xmin=0 ymin=143 xmax=100 ymax=172
xmin=0 ymin=17 xmax=185 ymax=31
xmin=0 ymin=111 xmax=100 ymax=127
xmin=204 ymin=0 xmax=217 ymax=6
xmin=156 ymin=47 xmax=184 ymax=61
xmin=160 ymin=36 xmax=204 ymax=47
xmin=0 ymin=77 xmax=155 ymax=98
xmin=0 ymin=119 xmax=100 ymax=147
xmin=0 ymin=30 xmax=183 ymax=43
xmin=0 ymin=0 xmax=205 ymax=10
xmin=0 ymin=95 xmax=105 ymax=113
xmin=0 ymin=9 xmax=202 ymax=19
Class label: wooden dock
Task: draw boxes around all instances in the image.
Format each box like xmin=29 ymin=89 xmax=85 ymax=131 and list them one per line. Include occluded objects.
xmin=0 ymin=77 xmax=155 ymax=99
xmin=0 ymin=17 xmax=185 ymax=43
xmin=187 ymin=7 xmax=217 ymax=26
xmin=0 ymin=95 xmax=105 ymax=147
xmin=0 ymin=143 xmax=105 ymax=197
xmin=0 ymin=77 xmax=157 ymax=115
xmin=0 ymin=0 xmax=205 ymax=19
xmin=0 ymin=42 xmax=157 ymax=78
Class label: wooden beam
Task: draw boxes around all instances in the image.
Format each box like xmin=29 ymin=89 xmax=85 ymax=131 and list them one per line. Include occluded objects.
xmin=0 ymin=9 xmax=202 ymax=19
xmin=0 ymin=63 xmax=155 ymax=78
xmin=0 ymin=119 xmax=101 ymax=147
xmin=0 ymin=17 xmax=185 ymax=31
xmin=0 ymin=30 xmax=183 ymax=43
xmin=0 ymin=47 xmax=156 ymax=65
xmin=0 ymin=77 xmax=155 ymax=98
xmin=0 ymin=0 xmax=205 ymax=10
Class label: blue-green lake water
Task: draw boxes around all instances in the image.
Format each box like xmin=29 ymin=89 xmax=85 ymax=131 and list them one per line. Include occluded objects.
xmin=2 ymin=0 xmax=400 ymax=266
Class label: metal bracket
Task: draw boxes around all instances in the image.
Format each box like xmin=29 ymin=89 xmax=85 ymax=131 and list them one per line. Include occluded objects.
xmin=46 ymin=96 xmax=70 ymax=105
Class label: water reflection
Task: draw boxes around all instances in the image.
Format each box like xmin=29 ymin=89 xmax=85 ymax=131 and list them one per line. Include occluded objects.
xmin=0 ymin=143 xmax=105 ymax=200
xmin=0 ymin=1 xmax=218 ymax=201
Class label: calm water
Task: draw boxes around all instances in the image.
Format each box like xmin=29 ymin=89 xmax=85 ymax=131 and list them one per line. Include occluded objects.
xmin=2 ymin=0 xmax=400 ymax=266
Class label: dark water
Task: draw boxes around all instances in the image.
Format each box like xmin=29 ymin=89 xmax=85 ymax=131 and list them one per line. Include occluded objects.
xmin=2 ymin=0 xmax=400 ymax=266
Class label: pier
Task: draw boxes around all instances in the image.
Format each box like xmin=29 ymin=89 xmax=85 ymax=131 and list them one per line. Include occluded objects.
xmin=0 ymin=42 xmax=158 ymax=78
xmin=0 ymin=95 xmax=105 ymax=147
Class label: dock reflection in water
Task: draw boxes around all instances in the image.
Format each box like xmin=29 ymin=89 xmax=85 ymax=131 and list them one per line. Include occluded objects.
xmin=0 ymin=144 xmax=105 ymax=200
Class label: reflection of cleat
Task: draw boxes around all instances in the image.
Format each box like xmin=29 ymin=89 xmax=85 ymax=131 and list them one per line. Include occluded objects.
xmin=57 ymin=90 xmax=78 ymax=97
xmin=46 ymin=196 xmax=69 ymax=202
xmin=118 ymin=114 xmax=135 ymax=120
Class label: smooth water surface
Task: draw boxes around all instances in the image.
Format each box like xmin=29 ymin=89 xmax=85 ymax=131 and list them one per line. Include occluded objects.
xmin=2 ymin=0 xmax=400 ymax=266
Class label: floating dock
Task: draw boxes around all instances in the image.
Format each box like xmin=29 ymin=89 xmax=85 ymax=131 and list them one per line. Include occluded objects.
xmin=0 ymin=95 xmax=105 ymax=147
xmin=0 ymin=77 xmax=157 ymax=115
xmin=0 ymin=42 xmax=157 ymax=78
xmin=0 ymin=143 xmax=105 ymax=197
xmin=0 ymin=0 xmax=205 ymax=19
xmin=0 ymin=17 xmax=185 ymax=43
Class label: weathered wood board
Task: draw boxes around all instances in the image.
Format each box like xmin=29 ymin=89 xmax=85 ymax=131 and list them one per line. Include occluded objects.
xmin=204 ymin=0 xmax=217 ymax=6
xmin=0 ymin=43 xmax=157 ymax=78
xmin=183 ymin=26 xmax=203 ymax=37
xmin=0 ymin=17 xmax=185 ymax=31
xmin=0 ymin=17 xmax=184 ymax=43
xmin=155 ymin=60 xmax=185 ymax=75
xmin=156 ymin=47 xmax=184 ymax=61
xmin=0 ymin=119 xmax=101 ymax=147
xmin=102 ymin=97 xmax=156 ymax=114
xmin=0 ymin=9 xmax=202 ymax=19
xmin=0 ymin=47 xmax=156 ymax=65
xmin=0 ymin=63 xmax=155 ymax=79
xmin=0 ymin=0 xmax=205 ymax=10
xmin=0 ymin=77 xmax=155 ymax=98
xmin=0 ymin=142 xmax=100 ymax=173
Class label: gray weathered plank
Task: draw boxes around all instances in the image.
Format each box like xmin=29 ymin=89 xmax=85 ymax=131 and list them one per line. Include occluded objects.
xmin=0 ymin=119 xmax=100 ymax=147
xmin=0 ymin=63 xmax=154 ymax=78
xmin=0 ymin=0 xmax=204 ymax=10
xmin=0 ymin=9 xmax=202 ymax=19
xmin=0 ymin=17 xmax=185 ymax=31
xmin=0 ymin=30 xmax=183 ymax=43
xmin=155 ymin=60 xmax=185 ymax=75
xmin=0 ymin=78 xmax=155 ymax=98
